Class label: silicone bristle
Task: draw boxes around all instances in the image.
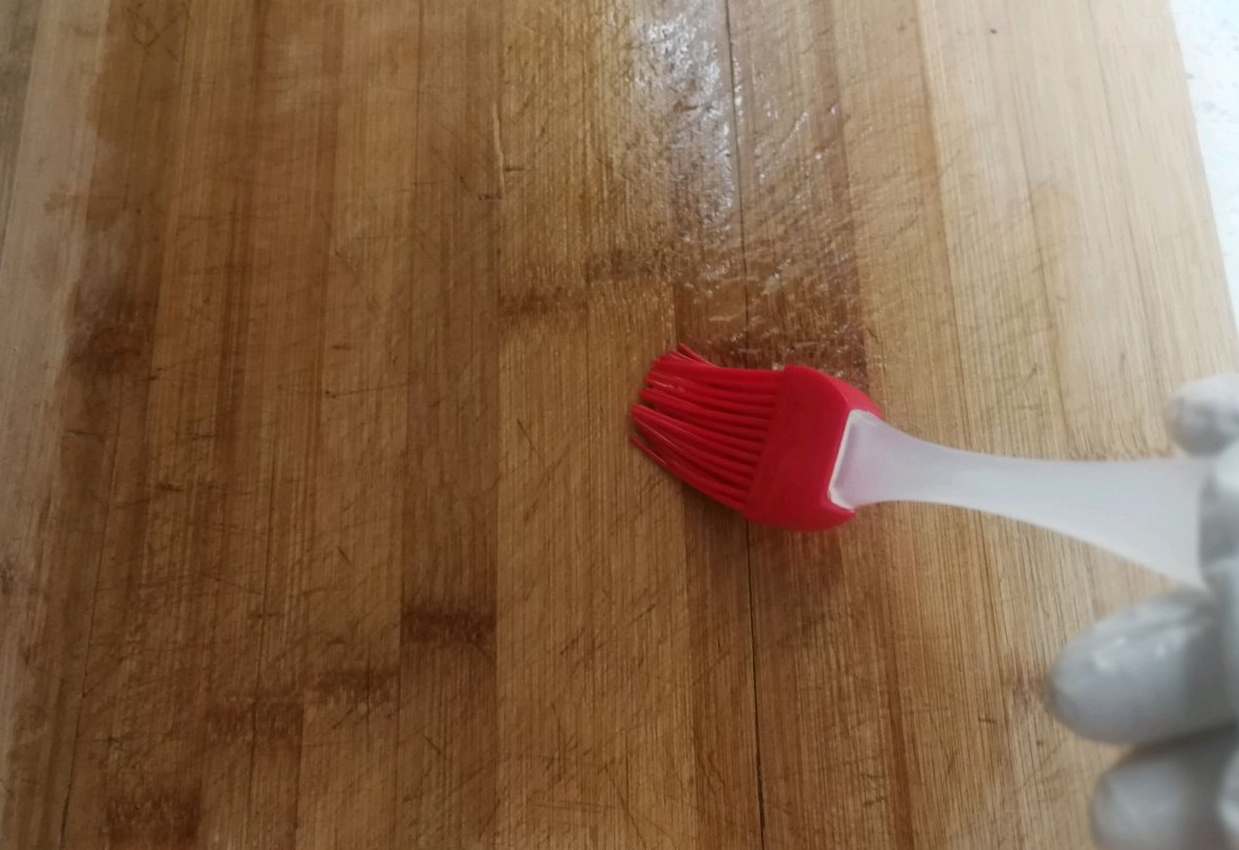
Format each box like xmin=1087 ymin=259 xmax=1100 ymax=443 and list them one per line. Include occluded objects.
xmin=630 ymin=350 xmax=781 ymax=508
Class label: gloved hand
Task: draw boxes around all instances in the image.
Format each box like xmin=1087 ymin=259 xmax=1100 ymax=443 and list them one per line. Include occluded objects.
xmin=1046 ymin=374 xmax=1239 ymax=850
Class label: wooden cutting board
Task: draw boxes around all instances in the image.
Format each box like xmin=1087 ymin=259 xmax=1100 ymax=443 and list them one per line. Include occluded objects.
xmin=1 ymin=0 xmax=1235 ymax=846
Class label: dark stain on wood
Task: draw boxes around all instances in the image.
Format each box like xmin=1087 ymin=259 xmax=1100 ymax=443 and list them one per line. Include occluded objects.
xmin=402 ymin=604 xmax=496 ymax=657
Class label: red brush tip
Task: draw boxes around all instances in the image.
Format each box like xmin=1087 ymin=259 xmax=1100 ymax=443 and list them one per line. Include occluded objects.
xmin=630 ymin=351 xmax=775 ymax=512
xmin=630 ymin=347 xmax=883 ymax=531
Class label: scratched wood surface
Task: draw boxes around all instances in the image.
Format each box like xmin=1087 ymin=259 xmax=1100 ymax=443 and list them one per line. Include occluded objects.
xmin=0 ymin=0 xmax=1234 ymax=847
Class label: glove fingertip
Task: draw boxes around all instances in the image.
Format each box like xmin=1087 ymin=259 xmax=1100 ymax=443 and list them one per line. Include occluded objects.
xmin=1167 ymin=374 xmax=1239 ymax=455
xmin=1045 ymin=591 xmax=1231 ymax=745
xmin=1045 ymin=648 xmax=1118 ymax=742
xmin=1090 ymin=733 xmax=1235 ymax=850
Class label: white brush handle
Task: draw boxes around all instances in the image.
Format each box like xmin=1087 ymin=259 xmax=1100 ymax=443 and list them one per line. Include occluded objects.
xmin=830 ymin=412 xmax=1210 ymax=586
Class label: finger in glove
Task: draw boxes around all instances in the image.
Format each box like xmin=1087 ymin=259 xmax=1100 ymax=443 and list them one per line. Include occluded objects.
xmin=1046 ymin=590 xmax=1233 ymax=745
xmin=1167 ymin=375 xmax=1239 ymax=456
xmin=1091 ymin=728 xmax=1235 ymax=850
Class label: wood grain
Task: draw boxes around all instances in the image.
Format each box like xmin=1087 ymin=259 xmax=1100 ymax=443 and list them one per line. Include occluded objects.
xmin=0 ymin=0 xmax=1234 ymax=847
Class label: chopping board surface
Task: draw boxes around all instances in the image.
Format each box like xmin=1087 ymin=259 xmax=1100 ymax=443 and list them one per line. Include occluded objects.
xmin=0 ymin=0 xmax=1235 ymax=847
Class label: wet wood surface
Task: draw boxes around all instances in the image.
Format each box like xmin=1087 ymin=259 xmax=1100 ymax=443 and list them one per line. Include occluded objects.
xmin=1 ymin=0 xmax=1235 ymax=847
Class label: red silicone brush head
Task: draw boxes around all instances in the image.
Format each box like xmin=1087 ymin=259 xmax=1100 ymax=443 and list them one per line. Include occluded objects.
xmin=631 ymin=346 xmax=882 ymax=531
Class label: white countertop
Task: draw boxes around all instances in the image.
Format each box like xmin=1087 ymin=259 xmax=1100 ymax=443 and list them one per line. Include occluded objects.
xmin=1173 ymin=0 xmax=1239 ymax=326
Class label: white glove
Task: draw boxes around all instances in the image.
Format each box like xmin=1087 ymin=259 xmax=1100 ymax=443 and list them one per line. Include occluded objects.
xmin=1046 ymin=374 xmax=1239 ymax=850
